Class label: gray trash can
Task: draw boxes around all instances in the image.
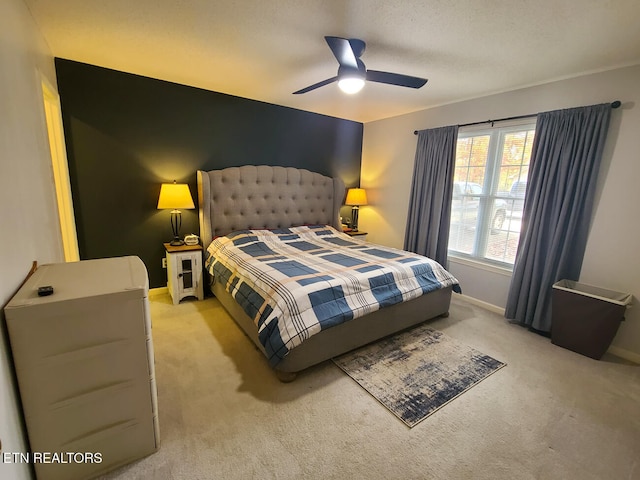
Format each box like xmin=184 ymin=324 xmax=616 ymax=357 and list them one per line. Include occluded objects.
xmin=551 ymin=280 xmax=632 ymax=359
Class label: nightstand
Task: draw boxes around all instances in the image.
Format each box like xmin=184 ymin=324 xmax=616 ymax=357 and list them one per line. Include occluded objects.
xmin=345 ymin=231 xmax=368 ymax=241
xmin=164 ymin=243 xmax=204 ymax=305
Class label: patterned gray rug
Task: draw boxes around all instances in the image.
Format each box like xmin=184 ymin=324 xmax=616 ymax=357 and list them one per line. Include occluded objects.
xmin=333 ymin=324 xmax=506 ymax=427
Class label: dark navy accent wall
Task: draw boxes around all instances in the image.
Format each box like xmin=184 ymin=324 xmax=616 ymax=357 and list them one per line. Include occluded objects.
xmin=55 ymin=59 xmax=363 ymax=288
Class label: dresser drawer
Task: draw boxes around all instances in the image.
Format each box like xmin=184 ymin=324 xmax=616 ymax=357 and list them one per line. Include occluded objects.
xmin=17 ymin=337 xmax=151 ymax=412
xmin=25 ymin=380 xmax=155 ymax=451
xmin=34 ymin=417 xmax=157 ymax=480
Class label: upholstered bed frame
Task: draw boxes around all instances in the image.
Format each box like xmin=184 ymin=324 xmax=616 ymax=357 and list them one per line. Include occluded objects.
xmin=197 ymin=166 xmax=452 ymax=379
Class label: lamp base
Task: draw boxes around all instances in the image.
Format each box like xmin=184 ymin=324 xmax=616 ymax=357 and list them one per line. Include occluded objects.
xmin=169 ymin=211 xmax=184 ymax=246
xmin=351 ymin=206 xmax=360 ymax=232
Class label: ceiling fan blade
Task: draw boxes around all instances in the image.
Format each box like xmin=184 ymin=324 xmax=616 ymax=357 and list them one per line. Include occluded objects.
xmin=324 ymin=36 xmax=359 ymax=68
xmin=293 ymin=76 xmax=338 ymax=95
xmin=366 ymin=70 xmax=428 ymax=89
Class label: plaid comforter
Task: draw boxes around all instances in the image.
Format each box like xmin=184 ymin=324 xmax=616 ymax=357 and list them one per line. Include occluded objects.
xmin=206 ymin=225 xmax=461 ymax=366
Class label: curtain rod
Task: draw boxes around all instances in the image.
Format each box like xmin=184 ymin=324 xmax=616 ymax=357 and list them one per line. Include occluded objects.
xmin=413 ymin=100 xmax=621 ymax=135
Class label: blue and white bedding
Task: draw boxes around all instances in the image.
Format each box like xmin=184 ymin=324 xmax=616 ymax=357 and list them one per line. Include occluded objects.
xmin=206 ymin=225 xmax=461 ymax=366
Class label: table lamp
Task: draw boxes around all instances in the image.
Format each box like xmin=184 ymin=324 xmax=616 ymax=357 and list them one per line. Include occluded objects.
xmin=345 ymin=188 xmax=367 ymax=231
xmin=157 ymin=181 xmax=195 ymax=246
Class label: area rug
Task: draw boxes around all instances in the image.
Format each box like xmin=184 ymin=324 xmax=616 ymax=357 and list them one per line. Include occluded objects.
xmin=332 ymin=324 xmax=506 ymax=427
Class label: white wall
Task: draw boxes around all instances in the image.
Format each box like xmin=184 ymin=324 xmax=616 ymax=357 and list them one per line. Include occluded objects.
xmin=361 ymin=65 xmax=640 ymax=359
xmin=0 ymin=0 xmax=62 ymax=478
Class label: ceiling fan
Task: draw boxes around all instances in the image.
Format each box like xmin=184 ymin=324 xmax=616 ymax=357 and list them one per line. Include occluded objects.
xmin=293 ymin=36 xmax=428 ymax=95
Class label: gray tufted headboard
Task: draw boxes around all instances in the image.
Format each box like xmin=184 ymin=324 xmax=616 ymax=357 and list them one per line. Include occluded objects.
xmin=197 ymin=165 xmax=346 ymax=247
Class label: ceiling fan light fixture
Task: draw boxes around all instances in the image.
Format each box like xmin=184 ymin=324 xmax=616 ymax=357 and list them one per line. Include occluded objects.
xmin=293 ymin=36 xmax=428 ymax=95
xmin=338 ymin=76 xmax=365 ymax=94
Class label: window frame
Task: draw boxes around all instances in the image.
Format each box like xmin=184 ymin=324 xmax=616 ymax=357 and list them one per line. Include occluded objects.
xmin=448 ymin=119 xmax=537 ymax=269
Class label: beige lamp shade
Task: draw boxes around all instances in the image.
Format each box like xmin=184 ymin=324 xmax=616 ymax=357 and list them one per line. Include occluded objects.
xmin=345 ymin=188 xmax=368 ymax=206
xmin=157 ymin=182 xmax=195 ymax=210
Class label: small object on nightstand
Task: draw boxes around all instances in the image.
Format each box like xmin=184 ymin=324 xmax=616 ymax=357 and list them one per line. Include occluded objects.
xmin=345 ymin=231 xmax=367 ymax=241
xmin=164 ymin=243 xmax=204 ymax=304
xmin=184 ymin=234 xmax=200 ymax=245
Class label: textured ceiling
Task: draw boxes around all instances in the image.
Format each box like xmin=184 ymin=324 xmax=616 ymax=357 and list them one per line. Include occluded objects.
xmin=24 ymin=0 xmax=640 ymax=123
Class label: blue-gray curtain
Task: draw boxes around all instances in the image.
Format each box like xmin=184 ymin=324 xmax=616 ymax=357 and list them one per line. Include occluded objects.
xmin=404 ymin=125 xmax=458 ymax=266
xmin=505 ymin=103 xmax=613 ymax=331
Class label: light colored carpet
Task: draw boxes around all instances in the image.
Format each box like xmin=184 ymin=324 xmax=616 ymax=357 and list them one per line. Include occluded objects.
xmin=333 ymin=325 xmax=506 ymax=427
xmin=98 ymin=294 xmax=640 ymax=480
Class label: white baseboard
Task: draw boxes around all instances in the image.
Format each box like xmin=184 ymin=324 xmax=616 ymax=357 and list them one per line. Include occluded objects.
xmin=608 ymin=346 xmax=640 ymax=364
xmin=455 ymin=294 xmax=505 ymax=316
xmin=149 ymin=287 xmax=168 ymax=298
xmin=455 ymin=294 xmax=639 ymax=364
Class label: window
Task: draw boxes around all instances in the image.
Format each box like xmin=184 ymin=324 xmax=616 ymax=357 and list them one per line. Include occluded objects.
xmin=448 ymin=122 xmax=536 ymax=267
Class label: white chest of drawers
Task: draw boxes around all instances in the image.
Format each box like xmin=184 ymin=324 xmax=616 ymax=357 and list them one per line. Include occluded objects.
xmin=4 ymin=256 xmax=160 ymax=480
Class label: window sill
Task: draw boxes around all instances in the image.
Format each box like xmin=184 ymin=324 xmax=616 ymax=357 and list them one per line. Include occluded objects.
xmin=448 ymin=255 xmax=513 ymax=277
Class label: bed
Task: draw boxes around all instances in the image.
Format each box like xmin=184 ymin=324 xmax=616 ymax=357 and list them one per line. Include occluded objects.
xmin=197 ymin=165 xmax=460 ymax=380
